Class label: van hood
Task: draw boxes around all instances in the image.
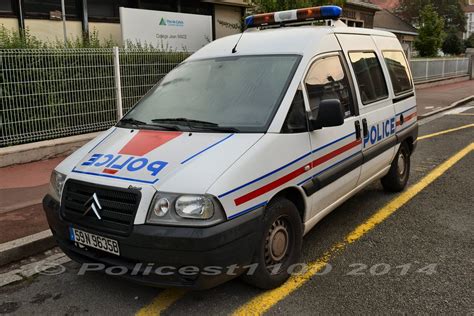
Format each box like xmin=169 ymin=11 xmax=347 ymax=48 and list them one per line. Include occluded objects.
xmin=71 ymin=127 xmax=263 ymax=194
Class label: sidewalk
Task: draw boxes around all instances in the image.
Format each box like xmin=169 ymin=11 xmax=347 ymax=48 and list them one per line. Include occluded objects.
xmin=0 ymin=157 xmax=64 ymax=243
xmin=416 ymin=80 xmax=474 ymax=117
xmin=0 ymin=79 xmax=473 ymax=250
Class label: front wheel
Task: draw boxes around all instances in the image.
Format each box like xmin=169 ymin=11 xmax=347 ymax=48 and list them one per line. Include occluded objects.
xmin=241 ymin=197 xmax=303 ymax=289
xmin=381 ymin=142 xmax=410 ymax=192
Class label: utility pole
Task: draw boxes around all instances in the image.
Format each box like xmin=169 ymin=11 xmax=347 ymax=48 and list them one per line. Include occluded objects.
xmin=61 ymin=0 xmax=67 ymax=45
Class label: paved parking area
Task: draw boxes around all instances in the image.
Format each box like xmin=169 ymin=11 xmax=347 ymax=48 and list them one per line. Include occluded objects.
xmin=1 ymin=105 xmax=473 ymax=315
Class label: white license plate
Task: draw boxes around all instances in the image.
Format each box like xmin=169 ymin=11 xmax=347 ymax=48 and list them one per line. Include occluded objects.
xmin=70 ymin=227 xmax=120 ymax=256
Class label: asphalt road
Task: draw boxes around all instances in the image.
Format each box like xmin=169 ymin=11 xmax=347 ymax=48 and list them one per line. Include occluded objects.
xmin=1 ymin=104 xmax=473 ymax=315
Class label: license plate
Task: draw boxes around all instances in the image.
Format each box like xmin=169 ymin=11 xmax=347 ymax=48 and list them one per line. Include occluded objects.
xmin=70 ymin=227 xmax=120 ymax=256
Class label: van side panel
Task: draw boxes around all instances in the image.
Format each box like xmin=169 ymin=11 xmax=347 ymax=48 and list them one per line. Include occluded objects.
xmin=336 ymin=33 xmax=396 ymax=185
xmin=372 ymin=35 xmax=418 ymax=150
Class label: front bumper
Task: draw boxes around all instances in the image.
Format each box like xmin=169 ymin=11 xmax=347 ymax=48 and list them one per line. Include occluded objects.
xmin=43 ymin=194 xmax=264 ymax=289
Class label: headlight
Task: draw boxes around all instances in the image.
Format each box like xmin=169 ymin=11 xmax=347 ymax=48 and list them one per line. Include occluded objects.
xmin=147 ymin=192 xmax=224 ymax=226
xmin=49 ymin=170 xmax=66 ymax=201
xmin=175 ymin=195 xmax=214 ymax=219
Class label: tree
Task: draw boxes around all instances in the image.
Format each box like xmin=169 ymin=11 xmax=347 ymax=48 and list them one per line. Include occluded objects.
xmin=414 ymin=4 xmax=445 ymax=57
xmin=442 ymin=29 xmax=464 ymax=55
xmin=251 ymin=0 xmax=345 ymax=14
xmin=464 ymin=33 xmax=474 ymax=48
xmin=397 ymin=0 xmax=466 ymax=32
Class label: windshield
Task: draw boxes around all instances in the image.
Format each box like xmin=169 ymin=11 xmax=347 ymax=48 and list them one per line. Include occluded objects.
xmin=119 ymin=55 xmax=300 ymax=133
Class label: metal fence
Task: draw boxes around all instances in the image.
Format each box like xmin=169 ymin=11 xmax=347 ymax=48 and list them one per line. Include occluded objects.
xmin=0 ymin=48 xmax=190 ymax=147
xmin=410 ymin=57 xmax=470 ymax=83
xmin=1 ymin=50 xmax=471 ymax=147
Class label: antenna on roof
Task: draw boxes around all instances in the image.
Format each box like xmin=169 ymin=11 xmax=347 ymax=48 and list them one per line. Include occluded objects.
xmin=231 ymin=28 xmax=246 ymax=54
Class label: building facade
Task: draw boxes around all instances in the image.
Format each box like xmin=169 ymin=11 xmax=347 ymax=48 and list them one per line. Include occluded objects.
xmin=373 ymin=9 xmax=418 ymax=57
xmin=0 ymin=0 xmax=249 ymax=44
xmin=341 ymin=0 xmax=380 ymax=28
xmin=464 ymin=0 xmax=474 ymax=39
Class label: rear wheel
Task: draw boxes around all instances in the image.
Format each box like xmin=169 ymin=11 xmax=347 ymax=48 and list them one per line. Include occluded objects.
xmin=241 ymin=197 xmax=302 ymax=289
xmin=381 ymin=142 xmax=410 ymax=192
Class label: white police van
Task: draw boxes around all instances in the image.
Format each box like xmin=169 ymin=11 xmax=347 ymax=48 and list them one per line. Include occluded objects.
xmin=44 ymin=6 xmax=417 ymax=289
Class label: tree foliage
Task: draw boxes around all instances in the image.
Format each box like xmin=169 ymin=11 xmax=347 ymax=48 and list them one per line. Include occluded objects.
xmin=464 ymin=33 xmax=474 ymax=48
xmin=251 ymin=0 xmax=345 ymax=14
xmin=414 ymin=4 xmax=446 ymax=57
xmin=397 ymin=0 xmax=466 ymax=32
xmin=442 ymin=29 xmax=464 ymax=55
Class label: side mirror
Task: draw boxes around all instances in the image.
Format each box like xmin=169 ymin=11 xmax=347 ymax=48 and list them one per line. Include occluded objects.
xmin=308 ymin=99 xmax=345 ymax=131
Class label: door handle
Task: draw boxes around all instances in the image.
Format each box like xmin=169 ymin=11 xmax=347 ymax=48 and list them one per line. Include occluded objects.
xmin=400 ymin=114 xmax=404 ymax=125
xmin=362 ymin=118 xmax=368 ymax=138
xmin=354 ymin=121 xmax=361 ymax=140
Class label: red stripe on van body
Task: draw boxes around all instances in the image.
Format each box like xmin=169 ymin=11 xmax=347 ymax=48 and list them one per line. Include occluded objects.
xmin=119 ymin=130 xmax=182 ymax=156
xmin=103 ymin=168 xmax=118 ymax=174
xmin=396 ymin=112 xmax=417 ymax=126
xmin=234 ymin=139 xmax=361 ymax=206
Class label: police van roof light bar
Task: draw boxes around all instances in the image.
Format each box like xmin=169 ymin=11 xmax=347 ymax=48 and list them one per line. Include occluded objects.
xmin=244 ymin=5 xmax=342 ymax=28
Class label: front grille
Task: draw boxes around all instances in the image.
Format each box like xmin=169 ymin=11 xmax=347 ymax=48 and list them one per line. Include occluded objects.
xmin=61 ymin=179 xmax=141 ymax=236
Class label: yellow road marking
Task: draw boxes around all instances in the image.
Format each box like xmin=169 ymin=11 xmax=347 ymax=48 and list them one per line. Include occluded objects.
xmin=136 ymin=124 xmax=474 ymax=316
xmin=232 ymin=142 xmax=474 ymax=316
xmin=136 ymin=289 xmax=187 ymax=316
xmin=418 ymin=123 xmax=474 ymax=140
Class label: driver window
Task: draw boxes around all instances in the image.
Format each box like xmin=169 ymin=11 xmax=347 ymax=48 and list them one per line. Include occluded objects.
xmin=304 ymin=55 xmax=353 ymax=118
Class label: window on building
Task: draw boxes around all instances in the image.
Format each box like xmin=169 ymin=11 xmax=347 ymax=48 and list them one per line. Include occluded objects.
xmin=349 ymin=51 xmax=388 ymax=105
xmin=282 ymin=87 xmax=307 ymax=133
xmin=140 ymin=0 xmax=177 ymax=12
xmin=180 ymin=0 xmax=212 ymax=15
xmin=0 ymin=0 xmax=13 ymax=14
xmin=382 ymin=51 xmax=413 ymax=95
xmin=304 ymin=55 xmax=353 ymax=117
xmin=88 ymin=0 xmax=130 ymax=20
xmin=24 ymin=0 xmax=79 ymax=18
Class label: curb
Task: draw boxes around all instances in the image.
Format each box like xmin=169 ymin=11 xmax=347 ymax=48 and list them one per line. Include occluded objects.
xmin=419 ymin=96 xmax=474 ymax=119
xmin=0 ymin=131 xmax=99 ymax=168
xmin=0 ymin=230 xmax=56 ymax=267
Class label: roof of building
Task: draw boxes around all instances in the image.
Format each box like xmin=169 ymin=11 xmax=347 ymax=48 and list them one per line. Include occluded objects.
xmin=346 ymin=0 xmax=381 ymax=11
xmin=464 ymin=4 xmax=474 ymax=13
xmin=189 ymin=23 xmax=395 ymax=60
xmin=369 ymin=0 xmax=399 ymax=11
xmin=374 ymin=9 xmax=418 ymax=35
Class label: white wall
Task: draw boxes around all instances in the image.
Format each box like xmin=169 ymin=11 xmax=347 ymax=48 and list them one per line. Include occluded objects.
xmin=89 ymin=22 xmax=122 ymax=45
xmin=0 ymin=18 xmax=19 ymax=33
xmin=24 ymin=19 xmax=82 ymax=43
xmin=214 ymin=5 xmax=241 ymax=39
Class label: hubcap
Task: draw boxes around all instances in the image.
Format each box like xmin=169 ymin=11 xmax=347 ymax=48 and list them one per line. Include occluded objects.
xmin=397 ymin=151 xmax=406 ymax=176
xmin=265 ymin=217 xmax=290 ymax=270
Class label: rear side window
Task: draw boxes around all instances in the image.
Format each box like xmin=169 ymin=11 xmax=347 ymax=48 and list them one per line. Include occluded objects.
xmin=382 ymin=51 xmax=413 ymax=95
xmin=349 ymin=52 xmax=388 ymax=105
xmin=304 ymin=55 xmax=353 ymax=117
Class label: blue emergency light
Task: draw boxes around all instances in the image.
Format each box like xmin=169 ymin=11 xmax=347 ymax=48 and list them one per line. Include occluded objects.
xmin=245 ymin=5 xmax=342 ymax=28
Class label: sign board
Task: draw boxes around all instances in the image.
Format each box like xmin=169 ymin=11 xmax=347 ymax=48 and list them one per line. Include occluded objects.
xmin=120 ymin=7 xmax=212 ymax=52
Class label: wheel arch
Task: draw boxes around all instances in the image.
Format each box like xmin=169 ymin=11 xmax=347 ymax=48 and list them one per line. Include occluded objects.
xmin=266 ymin=186 xmax=307 ymax=222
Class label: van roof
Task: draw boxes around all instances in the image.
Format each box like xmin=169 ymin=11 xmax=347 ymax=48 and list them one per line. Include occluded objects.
xmin=188 ymin=25 xmax=396 ymax=60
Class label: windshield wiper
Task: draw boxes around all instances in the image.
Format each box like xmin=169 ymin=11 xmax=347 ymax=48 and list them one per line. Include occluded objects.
xmin=193 ymin=126 xmax=240 ymax=133
xmin=152 ymin=118 xmax=219 ymax=126
xmin=119 ymin=118 xmax=181 ymax=131
xmin=119 ymin=118 xmax=147 ymax=126
xmin=151 ymin=118 xmax=239 ymax=132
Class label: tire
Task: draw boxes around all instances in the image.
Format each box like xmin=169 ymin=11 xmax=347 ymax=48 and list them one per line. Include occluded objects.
xmin=381 ymin=142 xmax=410 ymax=192
xmin=241 ymin=197 xmax=303 ymax=289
